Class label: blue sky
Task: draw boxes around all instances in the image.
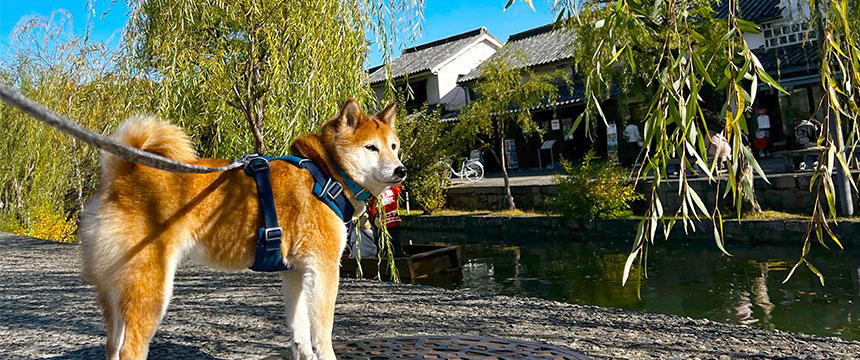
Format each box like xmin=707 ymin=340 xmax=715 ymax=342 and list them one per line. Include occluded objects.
xmin=0 ymin=1 xmax=131 ymax=56
xmin=366 ymin=0 xmax=557 ymax=66
xmin=1 ymin=0 xmax=557 ymax=66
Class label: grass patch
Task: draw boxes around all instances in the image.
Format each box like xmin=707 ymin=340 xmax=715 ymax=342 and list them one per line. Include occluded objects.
xmin=398 ymin=209 xmax=554 ymax=217
xmin=743 ymin=210 xmax=807 ymax=220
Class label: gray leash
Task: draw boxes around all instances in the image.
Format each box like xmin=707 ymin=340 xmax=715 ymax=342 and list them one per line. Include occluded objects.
xmin=0 ymin=85 xmax=245 ymax=174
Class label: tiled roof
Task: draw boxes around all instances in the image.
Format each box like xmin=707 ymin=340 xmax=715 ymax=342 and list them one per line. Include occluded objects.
xmin=715 ymin=0 xmax=782 ymax=22
xmin=538 ymin=82 xmax=585 ymax=109
xmin=459 ymin=23 xmax=576 ymax=83
xmin=535 ymin=82 xmax=621 ymax=110
xmin=368 ymin=28 xmax=501 ymax=84
xmin=752 ymin=42 xmax=820 ymax=78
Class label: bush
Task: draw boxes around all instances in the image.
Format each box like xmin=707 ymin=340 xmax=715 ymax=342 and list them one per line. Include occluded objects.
xmin=394 ymin=103 xmax=450 ymax=214
xmin=548 ymin=153 xmax=643 ymax=222
xmin=0 ymin=16 xmax=154 ymax=240
xmin=0 ymin=201 xmax=77 ymax=242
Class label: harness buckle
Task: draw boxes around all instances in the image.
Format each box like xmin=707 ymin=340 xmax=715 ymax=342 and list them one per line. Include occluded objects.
xmin=322 ymin=179 xmax=344 ymax=200
xmin=263 ymin=227 xmax=283 ymax=251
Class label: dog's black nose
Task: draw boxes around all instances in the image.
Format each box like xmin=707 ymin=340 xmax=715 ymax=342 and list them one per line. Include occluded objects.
xmin=393 ymin=166 xmax=407 ymax=179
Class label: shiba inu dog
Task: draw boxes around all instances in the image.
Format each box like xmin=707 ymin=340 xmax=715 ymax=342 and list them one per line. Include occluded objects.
xmin=79 ymin=100 xmax=404 ymax=360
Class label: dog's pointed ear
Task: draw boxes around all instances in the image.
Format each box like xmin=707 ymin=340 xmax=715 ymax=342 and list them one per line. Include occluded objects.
xmin=378 ymin=103 xmax=397 ymax=127
xmin=339 ymin=99 xmax=361 ymax=128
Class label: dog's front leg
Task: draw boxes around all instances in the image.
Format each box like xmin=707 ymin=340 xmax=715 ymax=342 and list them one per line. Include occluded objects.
xmin=303 ymin=265 xmax=339 ymax=360
xmin=281 ymin=271 xmax=316 ymax=360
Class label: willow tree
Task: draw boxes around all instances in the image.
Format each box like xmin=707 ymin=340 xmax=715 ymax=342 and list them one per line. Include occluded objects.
xmin=531 ymin=0 xmax=860 ymax=284
xmin=454 ymin=53 xmax=569 ymax=210
xmin=0 ymin=1 xmax=423 ymax=238
xmin=0 ymin=10 xmax=155 ymax=240
xmin=127 ymin=0 xmax=422 ymax=157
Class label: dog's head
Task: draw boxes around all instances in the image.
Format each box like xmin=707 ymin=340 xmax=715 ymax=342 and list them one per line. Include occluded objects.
xmin=322 ymin=99 xmax=405 ymax=196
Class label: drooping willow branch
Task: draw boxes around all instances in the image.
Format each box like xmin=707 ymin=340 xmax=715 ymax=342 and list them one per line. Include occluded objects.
xmin=553 ymin=0 xmax=806 ymax=287
xmin=784 ymin=0 xmax=859 ymax=285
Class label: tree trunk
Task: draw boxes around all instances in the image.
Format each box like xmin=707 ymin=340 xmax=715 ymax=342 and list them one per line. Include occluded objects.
xmin=244 ymin=9 xmax=266 ymax=154
xmin=244 ymin=105 xmax=261 ymax=153
xmin=498 ymin=138 xmax=516 ymax=210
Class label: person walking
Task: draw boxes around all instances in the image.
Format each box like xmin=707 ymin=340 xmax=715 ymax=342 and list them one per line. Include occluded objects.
xmin=623 ymin=121 xmax=643 ymax=167
xmin=368 ymin=183 xmax=404 ymax=257
xmin=755 ymin=108 xmax=771 ymax=157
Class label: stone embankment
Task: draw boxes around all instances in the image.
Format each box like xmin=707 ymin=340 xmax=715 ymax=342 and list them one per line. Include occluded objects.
xmin=2 ymin=233 xmax=858 ymax=359
xmin=402 ymin=214 xmax=860 ymax=246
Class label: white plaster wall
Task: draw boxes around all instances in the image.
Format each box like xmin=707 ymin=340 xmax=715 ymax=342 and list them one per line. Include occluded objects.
xmin=426 ymin=76 xmax=440 ymax=104
xmin=745 ymin=33 xmax=766 ymax=49
xmin=780 ymin=0 xmax=811 ymax=20
xmin=436 ymin=40 xmax=500 ymax=110
xmin=368 ymin=36 xmax=500 ymax=109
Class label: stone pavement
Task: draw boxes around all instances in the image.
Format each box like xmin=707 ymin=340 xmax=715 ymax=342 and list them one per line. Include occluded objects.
xmin=3 ymin=233 xmax=859 ymax=359
xmin=450 ymin=173 xmax=557 ymax=188
xmin=449 ymin=157 xmax=789 ymax=189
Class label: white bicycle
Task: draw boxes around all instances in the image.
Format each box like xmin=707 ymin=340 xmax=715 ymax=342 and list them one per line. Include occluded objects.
xmin=444 ymin=157 xmax=484 ymax=182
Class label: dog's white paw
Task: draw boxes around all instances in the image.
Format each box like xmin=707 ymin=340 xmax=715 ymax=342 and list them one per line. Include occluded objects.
xmin=314 ymin=345 xmax=337 ymax=360
xmin=291 ymin=341 xmax=317 ymax=360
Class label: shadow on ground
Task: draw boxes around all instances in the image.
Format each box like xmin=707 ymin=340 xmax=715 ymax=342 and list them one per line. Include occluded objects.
xmin=45 ymin=342 xmax=222 ymax=360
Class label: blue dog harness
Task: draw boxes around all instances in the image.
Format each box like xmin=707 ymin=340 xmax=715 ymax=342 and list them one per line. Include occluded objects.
xmin=243 ymin=155 xmax=370 ymax=272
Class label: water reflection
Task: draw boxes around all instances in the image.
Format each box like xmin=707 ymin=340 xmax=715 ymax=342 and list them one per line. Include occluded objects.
xmin=404 ymin=230 xmax=860 ymax=341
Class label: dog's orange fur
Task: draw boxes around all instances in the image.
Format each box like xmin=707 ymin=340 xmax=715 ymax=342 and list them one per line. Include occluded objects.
xmin=80 ymin=100 xmax=401 ymax=360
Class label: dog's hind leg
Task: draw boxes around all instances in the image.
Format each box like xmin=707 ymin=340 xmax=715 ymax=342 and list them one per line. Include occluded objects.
xmin=116 ymin=248 xmax=180 ymax=360
xmin=303 ymin=264 xmax=339 ymax=360
xmin=97 ymin=290 xmax=125 ymax=360
xmin=281 ymin=271 xmax=317 ymax=360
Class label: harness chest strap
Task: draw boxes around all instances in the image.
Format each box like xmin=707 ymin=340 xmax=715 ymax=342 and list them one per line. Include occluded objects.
xmin=243 ymin=155 xmax=366 ymax=272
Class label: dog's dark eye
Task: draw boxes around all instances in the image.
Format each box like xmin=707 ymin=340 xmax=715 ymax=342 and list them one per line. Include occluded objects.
xmin=391 ymin=144 xmax=397 ymax=150
xmin=365 ymin=144 xmax=378 ymax=152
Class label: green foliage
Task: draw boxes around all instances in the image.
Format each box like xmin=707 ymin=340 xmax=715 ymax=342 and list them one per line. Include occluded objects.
xmin=454 ymin=52 xmax=570 ymax=209
xmin=558 ymin=0 xmax=788 ymax=285
xmin=553 ymin=0 xmax=860 ymax=285
xmin=128 ymin=0 xmax=422 ymax=157
xmin=785 ymin=0 xmax=860 ymax=285
xmin=1 ymin=201 xmax=77 ymax=242
xmin=548 ymin=154 xmax=642 ymax=222
xmin=1 ymin=12 xmax=154 ymax=240
xmin=395 ymin=102 xmax=450 ymax=214
xmin=0 ymin=1 xmax=422 ymax=239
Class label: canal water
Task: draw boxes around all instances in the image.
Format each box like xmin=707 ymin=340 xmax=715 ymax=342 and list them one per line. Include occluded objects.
xmin=401 ymin=230 xmax=860 ymax=341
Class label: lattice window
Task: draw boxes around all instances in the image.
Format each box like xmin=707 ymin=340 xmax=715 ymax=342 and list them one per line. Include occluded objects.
xmin=761 ymin=21 xmax=816 ymax=48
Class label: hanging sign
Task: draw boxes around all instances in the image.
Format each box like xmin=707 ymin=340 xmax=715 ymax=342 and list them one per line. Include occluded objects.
xmin=607 ymin=123 xmax=619 ymax=164
xmin=504 ymin=139 xmax=518 ymax=170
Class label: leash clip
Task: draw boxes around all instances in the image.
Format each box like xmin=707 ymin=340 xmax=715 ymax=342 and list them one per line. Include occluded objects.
xmin=242 ymin=155 xmax=270 ymax=176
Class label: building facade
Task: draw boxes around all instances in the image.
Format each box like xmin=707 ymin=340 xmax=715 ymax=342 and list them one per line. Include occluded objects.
xmin=719 ymin=0 xmax=825 ymax=148
xmin=367 ymin=28 xmax=503 ymax=115
xmin=458 ymin=24 xmax=615 ymax=171
xmin=368 ymin=0 xmax=825 ymax=172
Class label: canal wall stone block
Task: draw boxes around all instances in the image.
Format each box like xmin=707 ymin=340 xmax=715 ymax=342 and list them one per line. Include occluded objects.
xmin=403 ymin=215 xmax=859 ymax=247
xmin=773 ymin=174 xmax=797 ymax=189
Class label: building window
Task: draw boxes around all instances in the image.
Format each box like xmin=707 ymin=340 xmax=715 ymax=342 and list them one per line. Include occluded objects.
xmin=399 ymin=79 xmax=428 ymax=110
xmin=761 ymin=21 xmax=815 ymax=49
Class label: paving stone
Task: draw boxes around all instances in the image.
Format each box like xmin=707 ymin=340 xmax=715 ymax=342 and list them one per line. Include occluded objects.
xmin=2 ymin=232 xmax=859 ymax=360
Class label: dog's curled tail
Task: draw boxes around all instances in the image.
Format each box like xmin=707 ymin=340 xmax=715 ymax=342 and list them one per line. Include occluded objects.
xmin=102 ymin=115 xmax=197 ymax=177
